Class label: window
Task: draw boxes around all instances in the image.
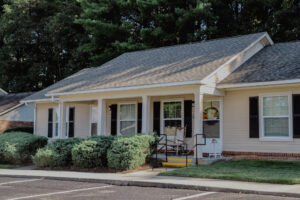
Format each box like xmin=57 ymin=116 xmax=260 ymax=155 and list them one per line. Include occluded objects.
xmin=48 ymin=108 xmax=59 ymax=138
xmin=66 ymin=107 xmax=75 ymax=138
xmin=119 ymin=103 xmax=137 ymax=135
xmin=261 ymin=94 xmax=291 ymax=139
xmin=163 ymin=101 xmax=183 ymax=134
xmin=54 ymin=108 xmax=59 ymax=138
xmin=90 ymin=105 xmax=98 ymax=136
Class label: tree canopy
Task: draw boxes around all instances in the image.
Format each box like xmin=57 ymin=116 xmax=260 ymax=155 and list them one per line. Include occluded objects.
xmin=0 ymin=0 xmax=299 ymax=92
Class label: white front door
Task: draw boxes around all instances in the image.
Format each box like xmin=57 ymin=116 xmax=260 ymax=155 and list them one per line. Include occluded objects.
xmin=201 ymin=100 xmax=222 ymax=155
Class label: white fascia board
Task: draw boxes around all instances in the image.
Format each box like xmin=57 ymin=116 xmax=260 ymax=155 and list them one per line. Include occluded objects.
xmin=217 ymin=79 xmax=300 ymax=89
xmin=0 ymin=104 xmax=23 ymax=116
xmin=45 ymin=80 xmax=203 ymax=97
xmin=200 ymin=32 xmax=274 ymax=85
xmin=0 ymin=88 xmax=8 ymax=95
xmin=200 ymin=85 xmax=225 ymax=96
xmin=20 ymin=98 xmax=59 ymax=104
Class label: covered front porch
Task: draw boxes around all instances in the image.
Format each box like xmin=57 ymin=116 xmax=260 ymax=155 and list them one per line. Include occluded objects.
xmin=52 ymin=85 xmax=224 ymax=158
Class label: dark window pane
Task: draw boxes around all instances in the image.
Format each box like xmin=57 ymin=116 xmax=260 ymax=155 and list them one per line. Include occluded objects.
xmin=48 ymin=108 xmax=53 ymax=122
xmin=69 ymin=107 xmax=75 ymax=121
xmin=91 ymin=123 xmax=97 ymax=136
xmin=204 ymin=121 xmax=220 ymax=138
xmin=164 ymin=120 xmax=181 ymax=128
xmin=294 ymin=95 xmax=300 ymax=115
xmin=69 ymin=122 xmax=74 ymax=137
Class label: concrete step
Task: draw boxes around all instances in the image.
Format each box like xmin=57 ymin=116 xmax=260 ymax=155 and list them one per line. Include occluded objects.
xmin=167 ymin=157 xmax=193 ymax=163
xmin=162 ymin=162 xmax=191 ymax=167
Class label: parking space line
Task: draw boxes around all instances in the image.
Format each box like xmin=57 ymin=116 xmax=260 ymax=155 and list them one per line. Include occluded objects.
xmin=0 ymin=178 xmax=43 ymax=186
xmin=173 ymin=191 xmax=217 ymax=200
xmin=8 ymin=185 xmax=113 ymax=200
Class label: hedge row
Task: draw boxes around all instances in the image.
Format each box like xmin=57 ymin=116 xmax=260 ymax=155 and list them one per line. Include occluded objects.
xmin=0 ymin=132 xmax=48 ymax=164
xmin=33 ymin=134 xmax=156 ymax=170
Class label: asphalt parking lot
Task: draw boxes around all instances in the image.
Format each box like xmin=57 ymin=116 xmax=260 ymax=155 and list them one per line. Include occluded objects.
xmin=0 ymin=177 xmax=298 ymax=200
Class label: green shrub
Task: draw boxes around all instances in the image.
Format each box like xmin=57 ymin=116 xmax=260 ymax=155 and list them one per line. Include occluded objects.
xmin=44 ymin=138 xmax=83 ymax=166
xmin=32 ymin=148 xmax=58 ymax=168
xmin=107 ymin=134 xmax=155 ymax=170
xmin=0 ymin=132 xmax=48 ymax=164
xmin=4 ymin=127 xmax=33 ymax=134
xmin=72 ymin=136 xmax=115 ymax=168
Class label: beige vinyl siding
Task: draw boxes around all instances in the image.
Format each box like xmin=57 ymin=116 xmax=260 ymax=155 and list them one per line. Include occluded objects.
xmin=66 ymin=103 xmax=90 ymax=138
xmin=223 ymin=85 xmax=300 ymax=153
xmin=36 ymin=102 xmax=58 ymax=138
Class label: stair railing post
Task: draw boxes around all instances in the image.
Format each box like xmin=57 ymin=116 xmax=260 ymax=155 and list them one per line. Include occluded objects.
xmin=186 ymin=143 xmax=188 ymax=167
xmin=196 ymin=134 xmax=198 ymax=165
xmin=165 ymin=135 xmax=168 ymax=162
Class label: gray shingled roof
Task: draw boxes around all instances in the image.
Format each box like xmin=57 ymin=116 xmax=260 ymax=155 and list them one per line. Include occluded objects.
xmin=220 ymin=41 xmax=300 ymax=85
xmin=0 ymin=92 xmax=34 ymax=114
xmin=24 ymin=32 xmax=266 ymax=101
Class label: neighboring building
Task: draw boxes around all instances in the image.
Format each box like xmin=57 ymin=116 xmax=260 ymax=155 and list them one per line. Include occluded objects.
xmin=22 ymin=32 xmax=300 ymax=159
xmin=0 ymin=90 xmax=34 ymax=133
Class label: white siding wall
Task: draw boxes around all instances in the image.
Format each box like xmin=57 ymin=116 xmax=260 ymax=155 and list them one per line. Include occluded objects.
xmin=223 ymin=85 xmax=300 ymax=153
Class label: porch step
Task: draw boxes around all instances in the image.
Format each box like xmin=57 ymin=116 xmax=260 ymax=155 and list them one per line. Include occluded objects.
xmin=167 ymin=157 xmax=193 ymax=163
xmin=162 ymin=162 xmax=192 ymax=167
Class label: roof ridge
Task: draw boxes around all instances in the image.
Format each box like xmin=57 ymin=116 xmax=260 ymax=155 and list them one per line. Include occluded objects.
xmin=123 ymin=32 xmax=268 ymax=55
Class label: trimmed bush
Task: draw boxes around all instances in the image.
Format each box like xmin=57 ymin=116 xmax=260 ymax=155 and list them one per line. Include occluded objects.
xmin=44 ymin=138 xmax=83 ymax=166
xmin=72 ymin=136 xmax=115 ymax=168
xmin=0 ymin=132 xmax=48 ymax=164
xmin=32 ymin=148 xmax=58 ymax=168
xmin=107 ymin=134 xmax=156 ymax=170
xmin=4 ymin=127 xmax=34 ymax=134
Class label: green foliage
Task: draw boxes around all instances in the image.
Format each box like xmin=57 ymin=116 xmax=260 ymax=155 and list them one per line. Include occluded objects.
xmin=0 ymin=132 xmax=48 ymax=164
xmin=32 ymin=148 xmax=58 ymax=168
xmin=0 ymin=0 xmax=89 ymax=92
xmin=0 ymin=1 xmax=299 ymax=92
xmin=45 ymin=138 xmax=83 ymax=166
xmin=107 ymin=134 xmax=155 ymax=170
xmin=4 ymin=127 xmax=33 ymax=134
xmin=71 ymin=136 xmax=115 ymax=168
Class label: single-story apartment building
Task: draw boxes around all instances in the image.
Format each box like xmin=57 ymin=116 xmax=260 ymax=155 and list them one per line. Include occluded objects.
xmin=0 ymin=89 xmax=34 ymax=133
xmin=22 ymin=32 xmax=300 ymax=159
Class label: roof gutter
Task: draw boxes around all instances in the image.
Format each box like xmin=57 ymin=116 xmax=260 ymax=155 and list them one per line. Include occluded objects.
xmin=217 ymin=79 xmax=300 ymax=89
xmin=44 ymin=80 xmax=203 ymax=97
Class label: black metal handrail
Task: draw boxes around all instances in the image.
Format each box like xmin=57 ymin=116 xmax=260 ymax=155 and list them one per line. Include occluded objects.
xmin=154 ymin=134 xmax=189 ymax=167
xmin=153 ymin=133 xmax=207 ymax=167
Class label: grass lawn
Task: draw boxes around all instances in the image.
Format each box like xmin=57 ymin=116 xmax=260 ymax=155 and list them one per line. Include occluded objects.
xmin=159 ymin=160 xmax=300 ymax=184
xmin=0 ymin=164 xmax=16 ymax=169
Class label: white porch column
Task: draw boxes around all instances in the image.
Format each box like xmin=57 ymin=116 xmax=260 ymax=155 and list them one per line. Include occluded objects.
xmin=97 ymin=98 xmax=106 ymax=135
xmin=194 ymin=89 xmax=204 ymax=159
xmin=142 ymin=95 xmax=150 ymax=133
xmin=59 ymin=102 xmax=67 ymax=139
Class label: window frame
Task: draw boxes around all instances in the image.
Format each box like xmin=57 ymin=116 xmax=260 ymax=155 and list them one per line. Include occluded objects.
xmin=117 ymin=102 xmax=138 ymax=135
xmin=48 ymin=107 xmax=59 ymax=139
xmin=161 ymin=99 xmax=184 ymax=135
xmin=259 ymin=92 xmax=293 ymax=141
xmin=89 ymin=105 xmax=98 ymax=136
xmin=53 ymin=107 xmax=59 ymax=138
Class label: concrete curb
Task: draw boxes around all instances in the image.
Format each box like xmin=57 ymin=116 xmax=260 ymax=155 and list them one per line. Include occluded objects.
xmin=0 ymin=174 xmax=299 ymax=198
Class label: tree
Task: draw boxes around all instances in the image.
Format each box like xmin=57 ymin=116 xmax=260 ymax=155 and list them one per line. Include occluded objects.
xmin=0 ymin=0 xmax=89 ymax=92
xmin=77 ymin=0 xmax=216 ymax=66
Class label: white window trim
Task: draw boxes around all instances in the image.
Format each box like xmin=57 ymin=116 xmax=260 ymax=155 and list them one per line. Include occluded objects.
xmin=89 ymin=105 xmax=98 ymax=136
xmin=160 ymin=99 xmax=184 ymax=135
xmin=48 ymin=107 xmax=59 ymax=139
xmin=53 ymin=107 xmax=59 ymax=139
xmin=259 ymin=92 xmax=293 ymax=141
xmin=117 ymin=102 xmax=138 ymax=135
